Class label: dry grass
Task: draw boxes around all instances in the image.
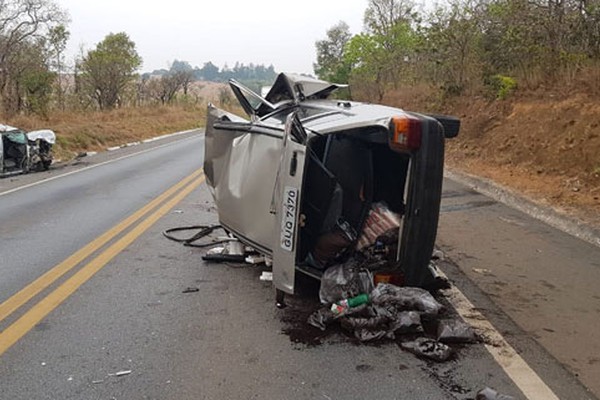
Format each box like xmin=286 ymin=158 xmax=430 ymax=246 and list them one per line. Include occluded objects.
xmin=0 ymin=80 xmax=239 ymax=161
xmin=3 ymin=104 xmax=206 ymax=160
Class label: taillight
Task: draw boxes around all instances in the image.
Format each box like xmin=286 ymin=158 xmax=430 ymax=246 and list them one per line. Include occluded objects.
xmin=389 ymin=115 xmax=422 ymax=152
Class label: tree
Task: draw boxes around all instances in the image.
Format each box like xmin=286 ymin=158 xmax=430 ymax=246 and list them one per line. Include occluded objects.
xmin=314 ymin=21 xmax=352 ymax=83
xmin=48 ymin=24 xmax=69 ymax=110
xmin=169 ymin=60 xmax=194 ymax=95
xmin=198 ymin=61 xmax=220 ymax=81
xmin=78 ymin=32 xmax=142 ymax=110
xmin=344 ymin=33 xmax=389 ymax=101
xmin=18 ymin=39 xmax=55 ymax=116
xmin=364 ymin=0 xmax=416 ymax=36
xmin=146 ymin=74 xmax=182 ymax=105
xmin=0 ymin=0 xmax=67 ymax=114
xmin=421 ymin=1 xmax=483 ymax=94
xmin=342 ymin=20 xmax=418 ymax=101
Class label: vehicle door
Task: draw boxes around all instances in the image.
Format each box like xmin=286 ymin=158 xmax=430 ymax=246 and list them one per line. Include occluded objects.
xmin=272 ymin=113 xmax=307 ymax=295
xmin=204 ymin=83 xmax=282 ymax=255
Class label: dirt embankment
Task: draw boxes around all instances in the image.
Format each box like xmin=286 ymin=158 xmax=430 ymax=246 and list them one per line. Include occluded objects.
xmin=385 ymin=87 xmax=600 ymax=225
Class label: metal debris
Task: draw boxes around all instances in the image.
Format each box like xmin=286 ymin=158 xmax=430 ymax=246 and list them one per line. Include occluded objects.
xmin=109 ymin=370 xmax=132 ymax=377
xmin=246 ymin=255 xmax=266 ymax=264
xmin=259 ymin=271 xmax=273 ymax=281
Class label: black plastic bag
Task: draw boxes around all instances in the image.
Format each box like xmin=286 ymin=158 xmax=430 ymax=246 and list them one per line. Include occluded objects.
xmin=437 ymin=319 xmax=477 ymax=343
xmin=307 ymin=307 xmax=336 ymax=331
xmin=370 ymin=284 xmax=443 ymax=315
xmin=395 ymin=311 xmax=423 ymax=334
xmin=338 ymin=307 xmax=423 ymax=342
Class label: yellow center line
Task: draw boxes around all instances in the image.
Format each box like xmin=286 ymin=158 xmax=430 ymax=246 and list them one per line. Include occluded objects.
xmin=0 ymin=174 xmax=205 ymax=356
xmin=0 ymin=168 xmax=204 ymax=324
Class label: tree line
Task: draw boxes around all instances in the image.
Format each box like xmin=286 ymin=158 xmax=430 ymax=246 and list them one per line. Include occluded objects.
xmin=144 ymin=60 xmax=277 ymax=103
xmin=147 ymin=61 xmax=277 ymax=84
xmin=0 ymin=0 xmax=277 ymax=116
xmin=314 ymin=0 xmax=600 ymax=101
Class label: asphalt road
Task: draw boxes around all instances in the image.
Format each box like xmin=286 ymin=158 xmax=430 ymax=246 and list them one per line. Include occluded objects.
xmin=0 ymin=130 xmax=203 ymax=304
xmin=0 ymin=132 xmax=596 ymax=399
xmin=437 ymin=179 xmax=600 ymax=398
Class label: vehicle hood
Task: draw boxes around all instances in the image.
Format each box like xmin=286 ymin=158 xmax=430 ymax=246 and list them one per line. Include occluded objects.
xmin=27 ymin=129 xmax=56 ymax=144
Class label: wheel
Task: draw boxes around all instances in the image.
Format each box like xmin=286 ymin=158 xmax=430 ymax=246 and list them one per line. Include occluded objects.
xmin=398 ymin=117 xmax=445 ymax=287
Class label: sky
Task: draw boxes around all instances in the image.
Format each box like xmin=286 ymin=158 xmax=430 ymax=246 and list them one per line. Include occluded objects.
xmin=55 ymin=0 xmax=369 ymax=75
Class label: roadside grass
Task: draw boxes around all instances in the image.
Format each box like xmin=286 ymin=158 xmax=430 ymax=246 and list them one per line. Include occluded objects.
xmin=3 ymin=104 xmax=207 ymax=161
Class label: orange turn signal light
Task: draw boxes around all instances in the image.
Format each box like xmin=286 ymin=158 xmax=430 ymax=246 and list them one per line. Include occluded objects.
xmin=389 ymin=115 xmax=422 ymax=152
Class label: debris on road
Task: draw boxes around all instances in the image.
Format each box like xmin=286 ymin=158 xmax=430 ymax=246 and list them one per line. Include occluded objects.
xmin=330 ymin=293 xmax=369 ymax=315
xmin=309 ymin=282 xmax=447 ymax=344
xmin=307 ymin=307 xmax=336 ymax=331
xmin=206 ymin=246 xmax=226 ymax=255
xmin=303 ymin=272 xmax=478 ymax=362
xmin=163 ymin=225 xmax=229 ymax=248
xmin=260 ymin=271 xmax=273 ymax=281
xmin=401 ymin=338 xmax=453 ymax=362
xmin=431 ymin=249 xmax=445 ymax=261
xmin=182 ymin=287 xmax=200 ymax=294
xmin=370 ymin=284 xmax=443 ymax=316
xmin=109 ymin=370 xmax=132 ymax=377
xmin=246 ymin=255 xmax=266 ymax=264
xmin=201 ymin=239 xmax=248 ymax=263
xmin=472 ymin=268 xmax=494 ymax=276
xmin=476 ymin=387 xmax=517 ymax=400
xmin=437 ymin=319 xmax=477 ymax=343
xmin=202 ymin=253 xmax=247 ymax=263
xmin=318 ymin=261 xmax=373 ymax=304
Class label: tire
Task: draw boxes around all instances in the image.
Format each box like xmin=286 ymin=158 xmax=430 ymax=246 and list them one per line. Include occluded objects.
xmin=398 ymin=117 xmax=445 ymax=287
xmin=426 ymin=114 xmax=461 ymax=138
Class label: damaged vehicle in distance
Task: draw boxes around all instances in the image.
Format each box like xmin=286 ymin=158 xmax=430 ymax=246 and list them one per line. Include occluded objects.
xmin=1 ymin=124 xmax=56 ymax=177
xmin=204 ymin=73 xmax=459 ymax=302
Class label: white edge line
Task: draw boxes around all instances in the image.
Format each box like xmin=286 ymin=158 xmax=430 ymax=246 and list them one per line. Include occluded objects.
xmin=0 ymin=132 xmax=201 ymax=198
xmin=439 ymin=269 xmax=560 ymax=400
xmin=141 ymin=129 xmax=197 ymax=144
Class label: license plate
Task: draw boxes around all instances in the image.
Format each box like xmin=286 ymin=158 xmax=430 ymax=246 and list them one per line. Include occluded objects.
xmin=280 ymin=186 xmax=298 ymax=251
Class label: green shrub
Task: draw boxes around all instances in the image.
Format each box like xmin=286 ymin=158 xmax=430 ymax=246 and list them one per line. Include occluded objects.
xmin=486 ymin=75 xmax=517 ymax=99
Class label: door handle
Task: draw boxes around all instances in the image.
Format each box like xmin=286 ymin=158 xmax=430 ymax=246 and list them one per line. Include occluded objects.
xmin=289 ymin=152 xmax=297 ymax=176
